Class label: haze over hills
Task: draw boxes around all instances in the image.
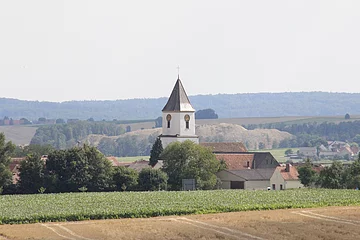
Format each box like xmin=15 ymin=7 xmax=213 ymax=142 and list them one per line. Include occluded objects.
xmin=0 ymin=92 xmax=359 ymax=120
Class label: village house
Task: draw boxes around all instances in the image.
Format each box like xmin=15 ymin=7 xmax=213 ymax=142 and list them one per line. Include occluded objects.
xmin=318 ymin=141 xmax=359 ymax=159
xmin=298 ymin=147 xmax=317 ymax=158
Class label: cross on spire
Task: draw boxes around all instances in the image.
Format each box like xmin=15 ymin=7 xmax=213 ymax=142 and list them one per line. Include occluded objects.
xmin=177 ymin=65 xmax=180 ymax=79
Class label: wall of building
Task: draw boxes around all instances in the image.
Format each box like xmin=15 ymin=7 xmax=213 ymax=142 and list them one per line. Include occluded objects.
xmin=216 ymin=170 xmax=246 ymax=189
xmin=284 ymin=180 xmax=303 ymax=189
xmin=245 ymin=180 xmax=270 ymax=190
xmin=270 ymin=170 xmax=285 ymax=190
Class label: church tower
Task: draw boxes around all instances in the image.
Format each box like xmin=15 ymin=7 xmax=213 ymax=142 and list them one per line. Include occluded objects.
xmin=159 ymin=76 xmax=199 ymax=148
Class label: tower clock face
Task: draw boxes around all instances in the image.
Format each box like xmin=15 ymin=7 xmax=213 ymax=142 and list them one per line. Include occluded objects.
xmin=166 ymin=114 xmax=172 ymax=121
xmin=184 ymin=114 xmax=190 ymax=121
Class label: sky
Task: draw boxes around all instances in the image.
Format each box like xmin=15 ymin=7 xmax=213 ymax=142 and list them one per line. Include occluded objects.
xmin=1 ymin=1 xmax=360 ymax=102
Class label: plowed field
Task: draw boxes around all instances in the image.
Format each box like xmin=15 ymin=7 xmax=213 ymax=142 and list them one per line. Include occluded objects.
xmin=1 ymin=206 xmax=359 ymax=240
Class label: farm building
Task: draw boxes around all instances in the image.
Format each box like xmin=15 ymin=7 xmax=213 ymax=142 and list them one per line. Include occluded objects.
xmin=214 ymin=152 xmax=302 ymax=190
xmin=217 ymin=168 xmax=284 ymax=190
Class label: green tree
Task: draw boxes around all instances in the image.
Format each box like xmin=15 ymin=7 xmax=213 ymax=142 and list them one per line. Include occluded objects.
xmin=195 ymin=108 xmax=218 ymax=119
xmin=45 ymin=144 xmax=113 ymax=193
xmin=20 ymin=118 xmax=31 ymax=125
xmin=112 ymin=166 xmax=138 ymax=191
xmin=353 ymin=134 xmax=360 ymax=146
xmin=13 ymin=144 xmax=54 ymax=158
xmin=297 ymin=158 xmax=316 ymax=187
xmin=285 ymin=149 xmax=293 ymax=156
xmin=18 ymin=153 xmax=45 ymax=193
xmin=149 ymin=138 xmax=163 ymax=167
xmin=56 ymin=118 xmax=65 ymax=124
xmin=0 ymin=133 xmax=15 ymax=190
xmin=138 ymin=168 xmax=168 ymax=191
xmin=344 ymin=158 xmax=360 ymax=189
xmin=161 ymin=140 xmax=222 ymax=190
xmin=318 ymin=161 xmax=344 ymax=189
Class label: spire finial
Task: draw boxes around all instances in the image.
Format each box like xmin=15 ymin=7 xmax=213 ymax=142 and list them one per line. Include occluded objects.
xmin=177 ymin=65 xmax=180 ymax=79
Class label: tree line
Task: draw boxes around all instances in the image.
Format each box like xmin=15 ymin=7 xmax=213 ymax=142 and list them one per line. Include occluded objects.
xmin=2 ymin=92 xmax=360 ymax=120
xmin=31 ymin=121 xmax=125 ymax=149
xmin=244 ymin=121 xmax=360 ymax=148
xmin=298 ymin=157 xmax=360 ymax=189
xmin=1 ymin=133 xmax=224 ymax=194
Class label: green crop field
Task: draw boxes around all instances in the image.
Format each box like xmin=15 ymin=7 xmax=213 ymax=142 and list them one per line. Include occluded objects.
xmin=1 ymin=189 xmax=360 ymax=224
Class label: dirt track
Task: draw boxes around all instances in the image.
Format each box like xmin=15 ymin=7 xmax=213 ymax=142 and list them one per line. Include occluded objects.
xmin=1 ymin=206 xmax=360 ymax=240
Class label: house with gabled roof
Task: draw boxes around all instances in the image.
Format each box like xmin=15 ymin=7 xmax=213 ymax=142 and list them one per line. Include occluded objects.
xmin=277 ymin=163 xmax=303 ymax=189
xmin=215 ymin=152 xmax=285 ymax=190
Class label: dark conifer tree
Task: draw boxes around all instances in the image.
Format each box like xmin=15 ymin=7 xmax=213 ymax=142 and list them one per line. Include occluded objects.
xmin=149 ymin=138 xmax=163 ymax=167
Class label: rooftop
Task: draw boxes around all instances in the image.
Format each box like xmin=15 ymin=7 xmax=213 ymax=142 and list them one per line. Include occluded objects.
xmin=162 ymin=78 xmax=195 ymax=112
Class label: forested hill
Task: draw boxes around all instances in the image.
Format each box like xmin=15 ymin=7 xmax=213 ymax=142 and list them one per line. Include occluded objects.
xmin=1 ymin=92 xmax=360 ymax=120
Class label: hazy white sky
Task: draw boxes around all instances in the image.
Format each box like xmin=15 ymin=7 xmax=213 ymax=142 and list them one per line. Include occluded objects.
xmin=1 ymin=1 xmax=360 ymax=102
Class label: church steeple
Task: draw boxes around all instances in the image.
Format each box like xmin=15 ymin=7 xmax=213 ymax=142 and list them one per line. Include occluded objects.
xmin=162 ymin=77 xmax=195 ymax=112
xmin=159 ymin=74 xmax=199 ymax=148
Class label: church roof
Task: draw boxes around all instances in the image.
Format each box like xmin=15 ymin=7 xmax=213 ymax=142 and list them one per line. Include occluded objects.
xmin=162 ymin=78 xmax=195 ymax=112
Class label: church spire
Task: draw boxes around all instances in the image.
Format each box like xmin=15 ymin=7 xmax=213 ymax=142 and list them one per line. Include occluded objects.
xmin=162 ymin=76 xmax=195 ymax=112
xmin=177 ymin=65 xmax=180 ymax=80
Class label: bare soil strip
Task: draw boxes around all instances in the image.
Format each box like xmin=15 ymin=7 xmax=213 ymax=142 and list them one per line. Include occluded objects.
xmin=1 ymin=206 xmax=360 ymax=240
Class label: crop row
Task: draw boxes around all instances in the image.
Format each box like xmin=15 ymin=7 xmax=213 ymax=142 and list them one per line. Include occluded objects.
xmin=1 ymin=189 xmax=360 ymax=224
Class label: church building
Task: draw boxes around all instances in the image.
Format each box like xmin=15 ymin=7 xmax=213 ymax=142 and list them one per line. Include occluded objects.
xmin=159 ymin=76 xmax=199 ymax=148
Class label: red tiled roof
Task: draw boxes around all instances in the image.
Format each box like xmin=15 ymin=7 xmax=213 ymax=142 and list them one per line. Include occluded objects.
xmin=128 ymin=160 xmax=151 ymax=172
xmin=201 ymin=142 xmax=247 ymax=153
xmin=277 ymin=164 xmax=299 ymax=180
xmin=215 ymin=154 xmax=254 ymax=170
xmin=351 ymin=146 xmax=359 ymax=154
xmin=10 ymin=158 xmax=25 ymax=184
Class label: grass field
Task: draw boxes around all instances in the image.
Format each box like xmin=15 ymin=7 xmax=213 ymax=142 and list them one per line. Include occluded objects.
xmin=0 ymin=125 xmax=38 ymax=145
xmin=1 ymin=189 xmax=360 ymax=224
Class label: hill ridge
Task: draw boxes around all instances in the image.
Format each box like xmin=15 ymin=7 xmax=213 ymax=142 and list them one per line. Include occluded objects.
xmin=1 ymin=92 xmax=359 ymax=120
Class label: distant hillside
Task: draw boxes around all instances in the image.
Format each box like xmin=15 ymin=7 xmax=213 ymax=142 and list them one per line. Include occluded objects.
xmin=84 ymin=123 xmax=292 ymax=156
xmin=1 ymin=92 xmax=360 ymax=120
xmin=0 ymin=126 xmax=37 ymax=145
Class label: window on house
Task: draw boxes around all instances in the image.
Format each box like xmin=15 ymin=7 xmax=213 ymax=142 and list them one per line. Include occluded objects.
xmin=167 ymin=121 xmax=170 ymax=128
xmin=280 ymin=184 xmax=283 ymax=190
xmin=272 ymin=184 xmax=276 ymax=190
xmin=186 ymin=121 xmax=189 ymax=129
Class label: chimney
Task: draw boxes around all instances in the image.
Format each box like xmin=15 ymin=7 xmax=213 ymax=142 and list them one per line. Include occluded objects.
xmin=286 ymin=163 xmax=291 ymax=172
